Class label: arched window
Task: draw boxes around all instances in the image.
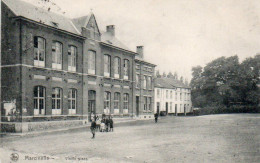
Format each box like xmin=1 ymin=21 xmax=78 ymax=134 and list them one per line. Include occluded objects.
xmin=114 ymin=92 xmax=120 ymax=114
xmin=52 ymin=88 xmax=62 ymax=115
xmin=68 ymin=89 xmax=77 ymax=114
xmin=104 ymin=54 xmax=111 ymax=77
xmin=123 ymin=93 xmax=129 ymax=114
xmin=123 ymin=59 xmax=130 ymax=80
xmin=114 ymin=57 xmax=120 ymax=78
xmin=34 ymin=37 xmax=45 ymax=67
xmin=52 ymin=41 xmax=62 ymax=70
xmin=104 ymin=91 xmax=111 ymax=114
xmin=33 ymin=86 xmax=46 ymax=115
xmin=68 ymin=45 xmax=77 ymax=72
xmin=88 ymin=50 xmax=96 ymax=74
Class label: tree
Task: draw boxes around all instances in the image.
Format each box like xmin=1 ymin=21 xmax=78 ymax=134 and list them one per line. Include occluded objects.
xmin=173 ymin=72 xmax=178 ymax=80
xmin=167 ymin=72 xmax=174 ymax=78
xmin=184 ymin=78 xmax=189 ymax=86
xmin=155 ymin=70 xmax=161 ymax=78
xmin=163 ymin=72 xmax=167 ymax=78
xmin=180 ymin=76 xmax=184 ymax=83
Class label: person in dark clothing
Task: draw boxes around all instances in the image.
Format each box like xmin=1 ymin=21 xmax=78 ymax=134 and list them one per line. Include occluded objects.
xmin=109 ymin=117 xmax=114 ymax=132
xmin=154 ymin=113 xmax=158 ymax=123
xmin=90 ymin=120 xmax=96 ymax=139
xmin=105 ymin=118 xmax=110 ymax=132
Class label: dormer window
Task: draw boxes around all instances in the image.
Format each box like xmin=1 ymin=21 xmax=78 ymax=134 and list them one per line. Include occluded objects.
xmin=51 ymin=21 xmax=59 ymax=28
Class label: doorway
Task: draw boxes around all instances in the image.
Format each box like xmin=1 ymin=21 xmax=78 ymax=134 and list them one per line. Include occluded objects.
xmin=175 ymin=104 xmax=178 ymax=116
xmin=136 ymin=96 xmax=139 ymax=116
xmin=157 ymin=102 xmax=160 ymax=114
xmin=166 ymin=102 xmax=168 ymax=115
xmin=88 ymin=90 xmax=96 ymax=121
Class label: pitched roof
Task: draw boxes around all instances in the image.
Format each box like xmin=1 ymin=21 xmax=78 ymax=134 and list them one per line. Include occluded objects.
xmin=3 ymin=0 xmax=81 ymax=35
xmin=155 ymin=77 xmax=190 ymax=89
xmin=71 ymin=15 xmax=90 ymax=33
xmin=101 ymin=32 xmax=132 ymax=52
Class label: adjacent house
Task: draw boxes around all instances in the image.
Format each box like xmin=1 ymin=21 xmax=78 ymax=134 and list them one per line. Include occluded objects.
xmin=154 ymin=77 xmax=192 ymax=115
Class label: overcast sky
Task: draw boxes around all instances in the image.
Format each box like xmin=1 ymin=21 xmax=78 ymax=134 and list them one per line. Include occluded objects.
xmin=24 ymin=0 xmax=260 ymax=81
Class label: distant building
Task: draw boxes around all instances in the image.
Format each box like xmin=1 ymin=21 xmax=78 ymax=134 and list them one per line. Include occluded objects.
xmin=1 ymin=0 xmax=155 ymax=132
xmin=154 ymin=77 xmax=192 ymax=115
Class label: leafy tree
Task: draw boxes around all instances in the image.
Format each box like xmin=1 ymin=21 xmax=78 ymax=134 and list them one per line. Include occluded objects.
xmin=162 ymin=72 xmax=167 ymax=78
xmin=155 ymin=70 xmax=161 ymax=78
xmin=173 ymin=72 xmax=178 ymax=80
xmin=167 ymin=72 xmax=174 ymax=78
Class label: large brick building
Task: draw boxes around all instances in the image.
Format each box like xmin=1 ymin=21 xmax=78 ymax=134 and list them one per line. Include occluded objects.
xmin=1 ymin=0 xmax=155 ymax=132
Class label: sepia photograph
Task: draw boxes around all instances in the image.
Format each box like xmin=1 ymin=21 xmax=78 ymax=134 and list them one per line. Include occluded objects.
xmin=0 ymin=0 xmax=259 ymax=162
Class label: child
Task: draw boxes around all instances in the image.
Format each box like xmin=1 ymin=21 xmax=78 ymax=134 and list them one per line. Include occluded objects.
xmin=100 ymin=119 xmax=105 ymax=132
xmin=90 ymin=120 xmax=96 ymax=139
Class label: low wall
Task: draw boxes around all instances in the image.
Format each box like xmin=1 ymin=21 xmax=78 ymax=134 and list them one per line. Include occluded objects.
xmin=1 ymin=119 xmax=89 ymax=133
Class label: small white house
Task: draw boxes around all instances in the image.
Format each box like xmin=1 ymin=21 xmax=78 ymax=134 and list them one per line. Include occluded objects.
xmin=154 ymin=77 xmax=192 ymax=115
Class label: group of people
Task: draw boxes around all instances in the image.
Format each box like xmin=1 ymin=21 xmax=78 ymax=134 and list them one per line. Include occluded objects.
xmin=90 ymin=113 xmax=114 ymax=139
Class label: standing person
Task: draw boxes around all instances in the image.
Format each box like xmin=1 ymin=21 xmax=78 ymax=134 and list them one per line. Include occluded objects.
xmin=90 ymin=120 xmax=96 ymax=139
xmin=110 ymin=117 xmax=114 ymax=132
xmin=105 ymin=117 xmax=110 ymax=132
xmin=154 ymin=113 xmax=158 ymax=123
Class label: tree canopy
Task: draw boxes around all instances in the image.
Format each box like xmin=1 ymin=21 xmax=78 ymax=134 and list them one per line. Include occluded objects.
xmin=191 ymin=55 xmax=260 ymax=107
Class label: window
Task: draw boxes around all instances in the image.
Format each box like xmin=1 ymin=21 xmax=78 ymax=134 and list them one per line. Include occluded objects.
xmin=114 ymin=57 xmax=120 ymax=78
xmin=136 ymin=74 xmax=140 ymax=88
xmin=104 ymin=54 xmax=111 ymax=77
xmin=34 ymin=37 xmax=45 ymax=67
xmin=147 ymin=76 xmax=152 ymax=89
xmin=123 ymin=59 xmax=129 ymax=80
xmin=114 ymin=92 xmax=120 ymax=110
xmin=180 ymin=93 xmax=182 ymax=101
xmin=170 ymin=91 xmax=173 ymax=99
xmin=104 ymin=92 xmax=111 ymax=114
xmin=148 ymin=97 xmax=152 ymax=111
xmin=52 ymin=88 xmax=62 ymax=115
xmin=123 ymin=93 xmax=129 ymax=110
xmin=157 ymin=89 xmax=160 ymax=97
xmin=52 ymin=41 xmax=62 ymax=70
xmin=175 ymin=92 xmax=177 ymax=101
xmin=170 ymin=102 xmax=172 ymax=112
xmin=68 ymin=46 xmax=77 ymax=72
xmin=146 ymin=76 xmax=150 ymax=89
xmin=143 ymin=76 xmax=147 ymax=89
xmin=88 ymin=50 xmax=96 ymax=74
xmin=136 ymin=64 xmax=140 ymax=69
xmin=68 ymin=89 xmax=77 ymax=114
xmin=33 ymin=86 xmax=45 ymax=115
xmin=166 ymin=90 xmax=168 ymax=99
xmin=144 ymin=97 xmax=147 ymax=111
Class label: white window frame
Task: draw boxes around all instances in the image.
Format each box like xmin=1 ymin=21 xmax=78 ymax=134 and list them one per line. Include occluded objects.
xmin=88 ymin=50 xmax=96 ymax=74
xmin=114 ymin=57 xmax=120 ymax=79
xmin=114 ymin=92 xmax=120 ymax=114
xmin=34 ymin=37 xmax=45 ymax=67
xmin=68 ymin=89 xmax=77 ymax=114
xmin=104 ymin=54 xmax=111 ymax=77
xmin=104 ymin=91 xmax=111 ymax=114
xmin=68 ymin=46 xmax=76 ymax=72
xmin=123 ymin=59 xmax=129 ymax=80
xmin=52 ymin=41 xmax=62 ymax=70
xmin=123 ymin=93 xmax=129 ymax=114
xmin=52 ymin=88 xmax=62 ymax=115
xmin=34 ymin=86 xmax=45 ymax=115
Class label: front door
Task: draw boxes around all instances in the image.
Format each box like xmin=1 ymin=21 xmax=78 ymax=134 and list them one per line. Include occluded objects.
xmin=166 ymin=102 xmax=168 ymax=115
xmin=88 ymin=90 xmax=96 ymax=121
xmin=157 ymin=102 xmax=160 ymax=114
xmin=136 ymin=96 xmax=139 ymax=116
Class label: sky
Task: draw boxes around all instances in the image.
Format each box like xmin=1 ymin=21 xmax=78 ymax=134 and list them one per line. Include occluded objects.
xmin=24 ymin=0 xmax=260 ymax=81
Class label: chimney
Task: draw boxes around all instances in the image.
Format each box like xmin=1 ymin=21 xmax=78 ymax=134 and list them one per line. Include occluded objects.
xmin=106 ymin=25 xmax=115 ymax=36
xmin=136 ymin=46 xmax=144 ymax=58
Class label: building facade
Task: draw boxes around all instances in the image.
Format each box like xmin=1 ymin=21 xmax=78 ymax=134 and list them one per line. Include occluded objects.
xmin=154 ymin=77 xmax=192 ymax=115
xmin=134 ymin=46 xmax=156 ymax=119
xmin=1 ymin=0 xmax=155 ymax=132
